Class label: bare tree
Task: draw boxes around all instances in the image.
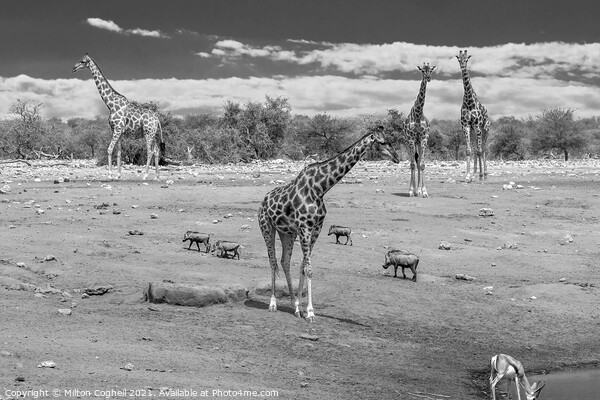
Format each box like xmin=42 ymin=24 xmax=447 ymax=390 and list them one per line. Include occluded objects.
xmin=1 ymin=100 xmax=46 ymax=159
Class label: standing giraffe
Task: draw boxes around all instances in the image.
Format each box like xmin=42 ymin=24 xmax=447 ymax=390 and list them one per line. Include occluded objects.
xmin=403 ymin=62 xmax=435 ymax=197
xmin=258 ymin=124 xmax=399 ymax=322
xmin=456 ymin=50 xmax=490 ymax=182
xmin=72 ymin=54 xmax=163 ymax=180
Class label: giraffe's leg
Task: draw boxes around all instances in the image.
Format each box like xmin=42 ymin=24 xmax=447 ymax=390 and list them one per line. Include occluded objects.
xmin=143 ymin=134 xmax=152 ymax=181
xmin=418 ymin=137 xmax=428 ymax=198
xmin=154 ymin=138 xmax=160 ymax=180
xmin=279 ymin=232 xmax=299 ymax=316
xmin=300 ymin=222 xmax=323 ymax=322
xmin=106 ymin=130 xmax=122 ymax=180
xmin=408 ymin=143 xmax=417 ymax=196
xmin=462 ymin=124 xmax=473 ymax=182
xmin=475 ymin=126 xmax=484 ymax=181
xmin=116 ymin=137 xmax=123 ymax=180
xmin=258 ymin=208 xmax=279 ymax=312
xmin=482 ymin=145 xmax=488 ymax=180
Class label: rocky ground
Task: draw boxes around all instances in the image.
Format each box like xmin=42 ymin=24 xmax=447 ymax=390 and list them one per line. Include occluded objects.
xmin=1 ymin=158 xmax=599 ymax=400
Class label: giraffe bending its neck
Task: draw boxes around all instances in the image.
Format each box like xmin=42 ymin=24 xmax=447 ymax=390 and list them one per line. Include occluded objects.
xmin=456 ymin=50 xmax=490 ymax=182
xmin=258 ymin=125 xmax=399 ymax=322
xmin=73 ymin=54 xmax=163 ymax=180
xmin=403 ymin=62 xmax=435 ymax=197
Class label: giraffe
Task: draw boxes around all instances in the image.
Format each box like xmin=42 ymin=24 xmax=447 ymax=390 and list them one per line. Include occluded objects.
xmin=72 ymin=54 xmax=163 ymax=180
xmin=403 ymin=62 xmax=436 ymax=197
xmin=456 ymin=50 xmax=490 ymax=182
xmin=258 ymin=124 xmax=399 ymax=322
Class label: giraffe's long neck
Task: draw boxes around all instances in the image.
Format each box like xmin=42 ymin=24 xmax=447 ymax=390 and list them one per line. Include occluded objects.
xmin=410 ymin=78 xmax=429 ymax=121
xmin=302 ymin=134 xmax=373 ymax=197
xmin=87 ymin=59 xmax=127 ymax=111
xmin=460 ymin=66 xmax=477 ymax=105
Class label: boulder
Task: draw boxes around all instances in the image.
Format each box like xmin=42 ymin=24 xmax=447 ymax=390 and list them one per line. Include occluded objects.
xmin=145 ymin=282 xmax=248 ymax=308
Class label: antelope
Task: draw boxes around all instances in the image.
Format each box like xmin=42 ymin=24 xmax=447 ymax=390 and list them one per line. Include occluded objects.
xmin=490 ymin=354 xmax=545 ymax=400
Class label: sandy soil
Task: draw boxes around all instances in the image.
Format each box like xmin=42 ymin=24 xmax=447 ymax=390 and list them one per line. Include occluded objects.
xmin=1 ymin=159 xmax=599 ymax=400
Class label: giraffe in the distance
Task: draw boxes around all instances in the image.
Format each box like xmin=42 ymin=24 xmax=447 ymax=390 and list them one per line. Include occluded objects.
xmin=258 ymin=124 xmax=399 ymax=322
xmin=456 ymin=50 xmax=490 ymax=182
xmin=73 ymin=54 xmax=163 ymax=180
xmin=402 ymin=62 xmax=435 ymax=197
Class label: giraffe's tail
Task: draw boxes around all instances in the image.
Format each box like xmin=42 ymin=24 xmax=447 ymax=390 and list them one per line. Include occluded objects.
xmin=158 ymin=121 xmax=164 ymax=144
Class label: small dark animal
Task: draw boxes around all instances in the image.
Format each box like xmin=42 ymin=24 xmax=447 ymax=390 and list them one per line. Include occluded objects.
xmin=382 ymin=249 xmax=419 ymax=282
xmin=328 ymin=225 xmax=353 ymax=245
xmin=182 ymin=231 xmax=212 ymax=253
xmin=214 ymin=240 xmax=241 ymax=259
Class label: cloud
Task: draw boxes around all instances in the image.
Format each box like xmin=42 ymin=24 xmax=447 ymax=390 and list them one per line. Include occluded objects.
xmin=2 ymin=74 xmax=600 ymax=123
xmin=200 ymin=39 xmax=600 ymax=85
xmin=86 ymin=18 xmax=122 ymax=33
xmin=85 ymin=18 xmax=168 ymax=38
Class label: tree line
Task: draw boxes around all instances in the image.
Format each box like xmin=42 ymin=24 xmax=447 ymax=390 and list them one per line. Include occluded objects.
xmin=1 ymin=97 xmax=598 ymax=164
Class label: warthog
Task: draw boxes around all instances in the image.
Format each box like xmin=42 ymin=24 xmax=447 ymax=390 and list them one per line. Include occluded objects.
xmin=213 ymin=240 xmax=241 ymax=259
xmin=182 ymin=231 xmax=212 ymax=253
xmin=382 ymin=249 xmax=419 ymax=282
xmin=328 ymin=225 xmax=353 ymax=245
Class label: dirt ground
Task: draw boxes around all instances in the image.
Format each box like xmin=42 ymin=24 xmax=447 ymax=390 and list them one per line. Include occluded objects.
xmin=1 ymin=159 xmax=599 ymax=400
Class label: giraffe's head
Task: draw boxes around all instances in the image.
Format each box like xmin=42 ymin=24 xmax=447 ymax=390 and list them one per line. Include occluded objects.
xmin=455 ymin=50 xmax=471 ymax=69
xmin=368 ymin=125 xmax=400 ymax=164
xmin=416 ymin=62 xmax=436 ymax=82
xmin=72 ymin=53 xmax=92 ymax=73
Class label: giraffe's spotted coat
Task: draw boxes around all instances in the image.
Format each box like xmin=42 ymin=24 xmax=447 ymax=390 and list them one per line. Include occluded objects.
xmin=456 ymin=50 xmax=490 ymax=181
xmin=73 ymin=54 xmax=163 ymax=180
xmin=258 ymin=125 xmax=399 ymax=322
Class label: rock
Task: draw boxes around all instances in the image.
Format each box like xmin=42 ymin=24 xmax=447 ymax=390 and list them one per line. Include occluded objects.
xmin=150 ymin=213 xmax=159 ymax=219
xmin=560 ymin=234 xmax=574 ymax=245
xmin=145 ymin=282 xmax=248 ymax=308
xmin=478 ymin=208 xmax=494 ymax=217
xmin=121 ymin=363 xmax=135 ymax=371
xmin=128 ymin=230 xmax=144 ymax=235
xmin=38 ymin=360 xmax=56 ymax=368
xmin=502 ymin=184 xmax=513 ymax=190
xmin=455 ymin=274 xmax=476 ymax=281
xmin=83 ymin=285 xmax=113 ymax=296
xmin=57 ymin=309 xmax=72 ymax=316
xmin=483 ymin=286 xmax=493 ymax=291
xmin=375 ymin=189 xmax=385 ymax=194
xmin=299 ymin=334 xmax=319 ymax=341
xmin=0 ymin=184 xmax=11 ymax=194
xmin=502 ymin=242 xmax=518 ymax=250
xmin=35 ymin=208 xmax=45 ymax=215
xmin=240 ymin=224 xmax=251 ymax=231
xmin=45 ymin=255 xmax=57 ymax=261
xmin=438 ymin=241 xmax=451 ymax=250
xmin=530 ymin=296 xmax=537 ymax=300
xmin=559 ymin=278 xmax=567 ymax=282
xmin=254 ymin=280 xmax=307 ymax=298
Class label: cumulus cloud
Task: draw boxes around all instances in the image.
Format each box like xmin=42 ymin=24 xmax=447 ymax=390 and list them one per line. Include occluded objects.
xmin=200 ymin=39 xmax=600 ymax=84
xmin=85 ymin=18 xmax=168 ymax=38
xmin=2 ymin=74 xmax=600 ymax=122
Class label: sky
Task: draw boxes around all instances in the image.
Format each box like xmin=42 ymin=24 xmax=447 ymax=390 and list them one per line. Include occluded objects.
xmin=1 ymin=0 xmax=600 ymax=122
